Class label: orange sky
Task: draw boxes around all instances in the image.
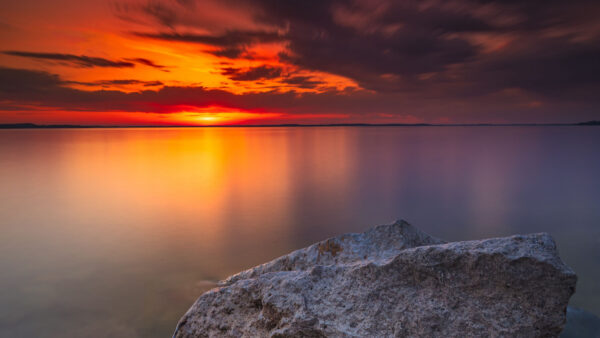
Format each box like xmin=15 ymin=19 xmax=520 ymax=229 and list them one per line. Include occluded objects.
xmin=1 ymin=0 xmax=599 ymax=125
xmin=0 ymin=0 xmax=360 ymax=125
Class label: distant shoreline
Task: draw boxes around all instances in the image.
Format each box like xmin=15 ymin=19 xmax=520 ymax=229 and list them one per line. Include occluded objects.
xmin=0 ymin=121 xmax=598 ymax=129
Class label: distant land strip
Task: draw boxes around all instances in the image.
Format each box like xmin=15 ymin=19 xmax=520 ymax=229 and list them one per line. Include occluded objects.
xmin=0 ymin=121 xmax=599 ymax=129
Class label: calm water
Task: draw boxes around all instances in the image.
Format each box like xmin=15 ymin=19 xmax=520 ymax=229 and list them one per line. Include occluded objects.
xmin=0 ymin=126 xmax=599 ymax=337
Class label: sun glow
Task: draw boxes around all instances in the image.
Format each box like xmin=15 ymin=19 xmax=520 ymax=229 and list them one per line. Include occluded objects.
xmin=174 ymin=106 xmax=282 ymax=125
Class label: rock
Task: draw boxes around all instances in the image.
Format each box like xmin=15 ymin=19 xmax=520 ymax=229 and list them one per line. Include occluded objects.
xmin=174 ymin=220 xmax=577 ymax=337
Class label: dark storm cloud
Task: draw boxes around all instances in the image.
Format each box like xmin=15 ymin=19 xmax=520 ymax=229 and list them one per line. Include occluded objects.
xmin=121 ymin=0 xmax=600 ymax=97
xmin=469 ymin=38 xmax=600 ymax=97
xmin=279 ymin=28 xmax=477 ymax=91
xmin=222 ymin=65 xmax=282 ymax=81
xmin=242 ymin=0 xmax=486 ymax=82
xmin=247 ymin=0 xmax=600 ymax=93
xmin=2 ymin=51 xmax=136 ymax=68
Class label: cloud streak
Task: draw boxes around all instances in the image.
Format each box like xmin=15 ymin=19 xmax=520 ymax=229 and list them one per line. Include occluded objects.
xmin=133 ymin=30 xmax=282 ymax=47
xmin=3 ymin=51 xmax=136 ymax=68
xmin=125 ymin=58 xmax=170 ymax=71
xmin=133 ymin=30 xmax=284 ymax=59
xmin=67 ymin=79 xmax=164 ymax=87
xmin=3 ymin=51 xmax=169 ymax=70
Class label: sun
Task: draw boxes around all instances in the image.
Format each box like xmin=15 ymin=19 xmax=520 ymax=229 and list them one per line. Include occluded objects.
xmin=171 ymin=106 xmax=282 ymax=125
xmin=196 ymin=115 xmax=220 ymax=123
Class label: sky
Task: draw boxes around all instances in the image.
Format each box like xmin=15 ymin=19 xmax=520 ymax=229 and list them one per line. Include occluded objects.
xmin=0 ymin=0 xmax=599 ymax=125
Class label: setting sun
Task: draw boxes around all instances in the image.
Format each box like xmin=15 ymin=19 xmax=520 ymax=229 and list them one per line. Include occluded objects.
xmin=171 ymin=106 xmax=282 ymax=126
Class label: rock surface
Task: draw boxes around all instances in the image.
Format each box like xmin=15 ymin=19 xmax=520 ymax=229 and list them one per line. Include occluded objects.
xmin=174 ymin=220 xmax=577 ymax=337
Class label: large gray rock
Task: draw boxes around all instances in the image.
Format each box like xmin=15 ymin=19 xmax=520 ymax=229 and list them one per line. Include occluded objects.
xmin=174 ymin=220 xmax=577 ymax=337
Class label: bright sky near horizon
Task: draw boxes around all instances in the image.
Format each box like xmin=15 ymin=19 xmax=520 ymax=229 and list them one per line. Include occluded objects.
xmin=1 ymin=0 xmax=599 ymax=125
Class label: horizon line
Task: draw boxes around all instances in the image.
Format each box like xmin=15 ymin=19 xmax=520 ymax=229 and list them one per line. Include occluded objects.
xmin=0 ymin=121 xmax=599 ymax=129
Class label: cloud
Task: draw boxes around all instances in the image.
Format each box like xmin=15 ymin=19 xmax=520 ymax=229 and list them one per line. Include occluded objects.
xmin=219 ymin=65 xmax=327 ymax=89
xmin=3 ymin=51 xmax=170 ymax=70
xmin=3 ymin=0 xmax=600 ymax=123
xmin=209 ymin=47 xmax=245 ymax=59
xmin=140 ymin=0 xmax=179 ymax=29
xmin=2 ymin=66 xmax=598 ymax=123
xmin=0 ymin=66 xmax=62 ymax=93
xmin=112 ymin=0 xmax=268 ymax=33
xmin=2 ymin=51 xmax=136 ymax=68
xmin=240 ymin=0 xmax=488 ymax=90
xmin=118 ymin=0 xmax=600 ymax=95
xmin=133 ymin=30 xmax=282 ymax=47
xmin=133 ymin=30 xmax=283 ymax=59
xmin=0 ymin=66 xmax=370 ymax=115
xmin=125 ymin=58 xmax=170 ymax=71
xmin=221 ymin=65 xmax=282 ymax=81
xmin=280 ymin=76 xmax=324 ymax=89
xmin=258 ymin=0 xmax=600 ymax=91
xmin=68 ymin=79 xmax=164 ymax=87
xmin=471 ymin=38 xmax=600 ymax=96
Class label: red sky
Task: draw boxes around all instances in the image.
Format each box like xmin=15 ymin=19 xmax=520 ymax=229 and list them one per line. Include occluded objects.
xmin=1 ymin=0 xmax=599 ymax=125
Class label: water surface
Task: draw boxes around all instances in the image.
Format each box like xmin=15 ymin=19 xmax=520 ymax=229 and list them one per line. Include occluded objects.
xmin=0 ymin=126 xmax=599 ymax=337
